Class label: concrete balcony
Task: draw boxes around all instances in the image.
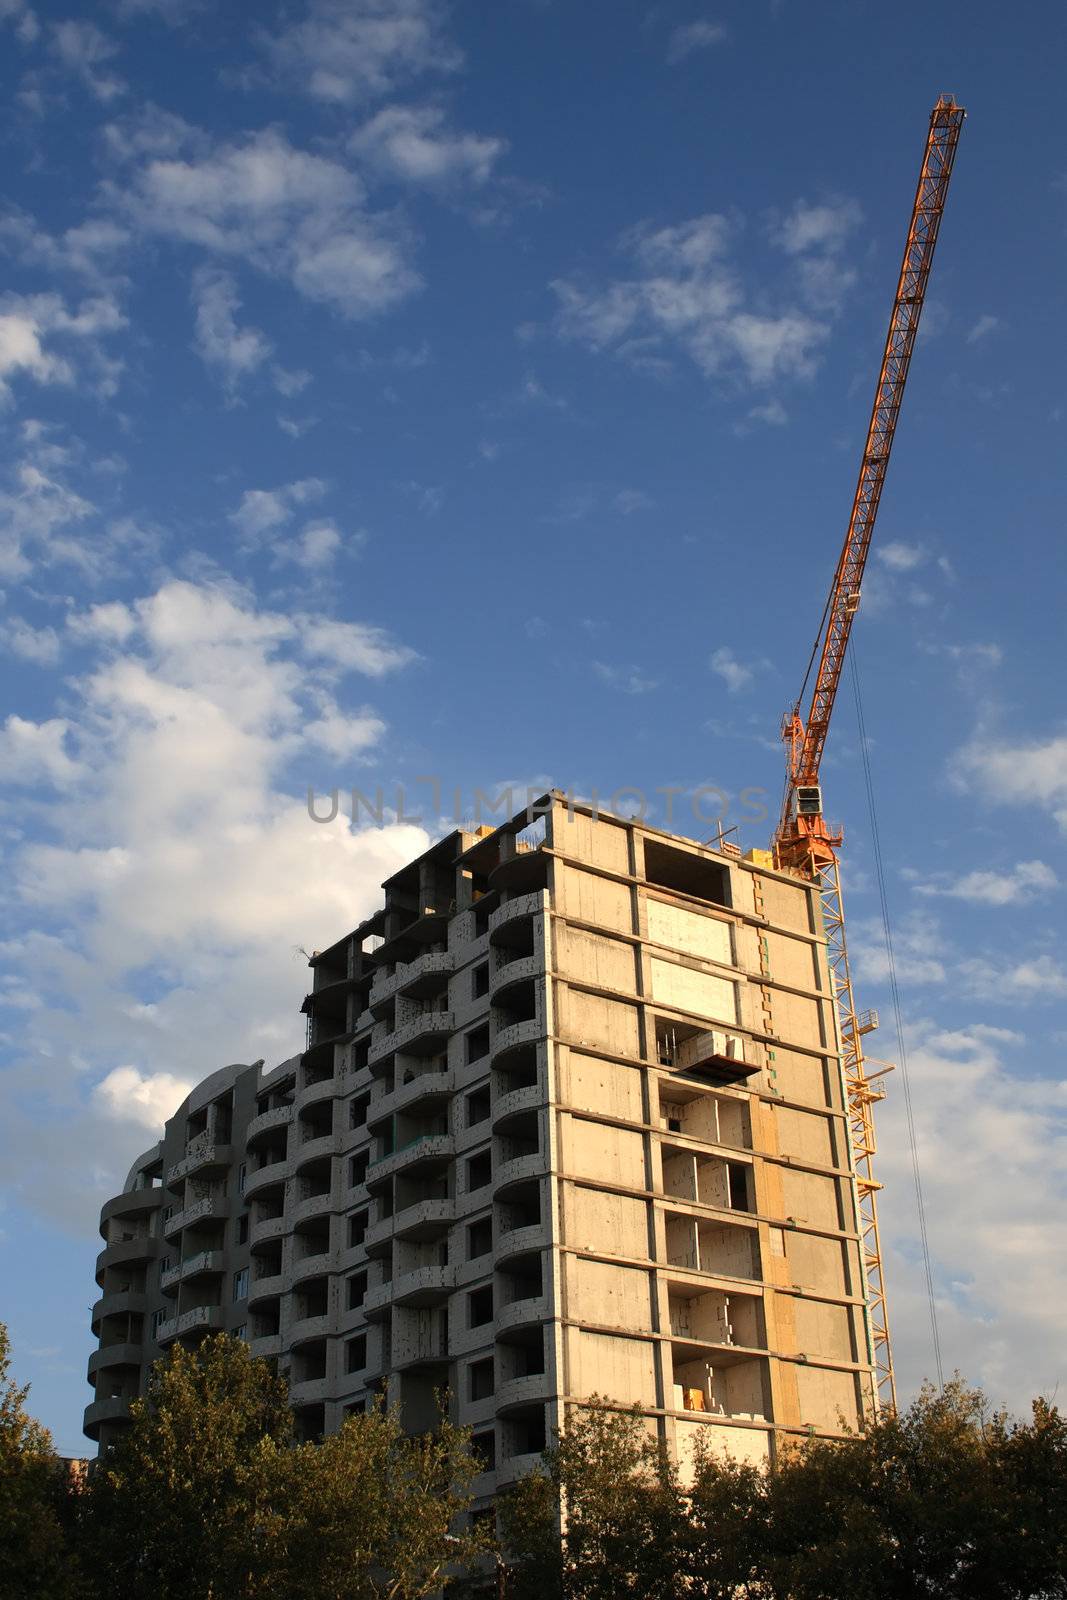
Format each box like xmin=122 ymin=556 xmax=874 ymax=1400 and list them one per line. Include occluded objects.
xmin=83 ymin=1394 xmax=134 ymax=1439
xmin=294 ymin=1072 xmax=338 ymax=1110
xmin=157 ymin=1305 xmax=225 ymax=1344
xmin=492 ymin=1084 xmax=544 ymax=1125
xmin=384 ymin=1010 xmax=455 ymax=1060
xmin=370 ymin=1069 xmax=454 ymax=1126
xmin=495 ymin=1294 xmax=549 ymax=1336
xmin=166 ymin=1140 xmax=232 ymax=1188
xmin=160 ymin=1249 xmax=226 ymax=1292
xmin=495 ymin=1448 xmax=547 ymax=1487
xmin=247 ymin=1272 xmax=285 ymax=1306
xmin=91 ymin=1290 xmax=146 ymax=1332
xmin=288 ymin=1313 xmax=331 ymax=1346
xmin=391 ymin=1265 xmax=454 ymax=1307
xmin=393 ymin=1196 xmax=455 ymax=1241
xmin=366 ymin=1133 xmax=454 ymax=1184
xmin=288 ymin=1375 xmax=332 ymax=1408
xmin=491 ymin=1018 xmax=544 ymax=1062
xmin=291 ymin=1190 xmax=334 ymax=1227
xmin=292 ymin=1132 xmax=339 ymax=1171
xmin=250 ymin=1333 xmax=282 ymax=1360
xmin=370 ymin=950 xmax=455 ymax=1013
xmin=248 ymin=1211 xmax=288 ymax=1244
xmin=100 ymin=1189 xmax=165 ymax=1230
xmin=163 ymin=1197 xmax=227 ymax=1237
xmin=494 ymin=1153 xmax=545 ymax=1192
xmin=488 ymin=891 xmax=547 ymax=944
xmin=490 ymin=954 xmax=542 ymax=997
xmin=495 ymin=1222 xmax=551 ymax=1263
xmin=496 ymin=1372 xmax=552 ymax=1414
xmin=245 ymin=1104 xmax=293 ymax=1144
xmin=243 ymin=1160 xmax=288 ymax=1202
xmin=88 ymin=1343 xmax=143 ymax=1379
xmin=96 ymin=1237 xmax=158 ymax=1280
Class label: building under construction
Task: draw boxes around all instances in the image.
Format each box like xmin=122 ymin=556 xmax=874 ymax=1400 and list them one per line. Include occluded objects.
xmin=86 ymin=795 xmax=880 ymax=1478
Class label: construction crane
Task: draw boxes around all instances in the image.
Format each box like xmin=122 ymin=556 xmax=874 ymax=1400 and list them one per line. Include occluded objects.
xmin=771 ymin=97 xmax=965 ymax=1412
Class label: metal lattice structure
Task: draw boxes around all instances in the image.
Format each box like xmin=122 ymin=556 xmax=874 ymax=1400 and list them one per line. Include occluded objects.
xmin=820 ymin=856 xmax=895 ymax=1412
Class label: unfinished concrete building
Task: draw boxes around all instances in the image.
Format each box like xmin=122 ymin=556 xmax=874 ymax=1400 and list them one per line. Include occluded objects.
xmin=86 ymin=793 xmax=878 ymax=1481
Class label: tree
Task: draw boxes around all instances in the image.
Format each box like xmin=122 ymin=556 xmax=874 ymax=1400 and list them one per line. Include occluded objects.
xmin=501 ymin=1401 xmax=686 ymax=1600
xmin=0 ymin=1322 xmax=79 ymax=1600
xmin=256 ymin=1401 xmax=488 ymax=1600
xmin=81 ymin=1332 xmax=292 ymax=1600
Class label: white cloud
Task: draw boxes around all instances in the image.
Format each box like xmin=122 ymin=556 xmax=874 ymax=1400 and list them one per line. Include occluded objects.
xmin=967 ymin=313 xmax=999 ymax=344
xmin=92 ymin=1066 xmax=195 ymax=1131
xmin=279 ymin=519 xmax=355 ymax=570
xmin=299 ymin=615 xmax=417 ymax=676
xmin=914 ymin=860 xmax=1058 ymax=907
xmin=351 ymin=104 xmax=505 ymax=187
xmin=0 ymin=578 xmax=424 ymax=1225
xmin=67 ymin=600 xmax=136 ymax=645
xmin=775 ymin=197 xmax=862 ymax=256
xmin=958 ymin=952 xmax=1067 ymax=1001
xmin=0 ymin=615 xmax=61 ymax=665
xmin=665 ymin=20 xmax=727 ymax=64
xmin=0 ymin=715 xmax=82 ymax=786
xmin=272 ymin=365 xmax=312 ymax=397
xmin=0 ymin=291 xmax=126 ymax=406
xmin=709 ymin=646 xmax=755 ymax=693
xmin=613 ymin=488 xmax=654 ymax=515
xmin=50 ymin=19 xmax=125 ymax=102
xmin=746 ymin=399 xmax=787 ymax=427
xmin=852 ymin=910 xmax=948 ymax=987
xmin=229 ymin=479 xmax=326 ymax=543
xmin=191 ymin=266 xmax=272 ymax=392
xmin=552 ymin=210 xmax=842 ymax=388
xmin=258 ymin=0 xmax=460 ymax=104
xmin=952 ymin=731 xmax=1067 ymax=834
xmin=592 ymin=660 xmax=659 ymax=695
xmin=114 ymin=125 xmax=420 ymax=319
xmin=876 ymin=1022 xmax=1067 ymax=1412
xmin=0 ymin=0 xmax=39 ymax=45
xmin=877 ymin=540 xmax=927 ymax=572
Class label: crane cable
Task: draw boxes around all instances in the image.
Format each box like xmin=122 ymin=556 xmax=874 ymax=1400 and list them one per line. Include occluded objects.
xmin=848 ymin=641 xmax=945 ymax=1389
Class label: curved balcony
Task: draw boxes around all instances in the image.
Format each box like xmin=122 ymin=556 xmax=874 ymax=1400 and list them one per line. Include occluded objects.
xmin=91 ymin=1290 xmax=146 ymax=1332
xmin=96 ymin=1238 xmax=157 ymax=1280
xmin=368 ymin=1069 xmax=454 ymax=1128
xmin=494 ymin=1153 xmax=545 ymax=1193
xmin=288 ymin=1375 xmax=332 ymax=1408
xmin=83 ymin=1395 xmax=134 ymax=1440
xmin=495 ymin=1294 xmax=549 ymax=1335
xmin=100 ymin=1189 xmax=165 ymax=1234
xmin=88 ymin=1343 xmax=143 ymax=1379
xmin=157 ymin=1305 xmax=225 ymax=1344
xmin=245 ymin=1104 xmax=292 ymax=1145
xmin=490 ymin=955 xmax=542 ymax=998
xmin=293 ymin=1132 xmax=338 ymax=1172
xmin=495 ymin=1449 xmax=547 ymax=1488
xmin=250 ymin=1332 xmax=282 ymax=1360
xmin=490 ymin=846 xmax=550 ymax=895
xmin=373 ymin=1011 xmax=455 ymax=1064
xmin=491 ymin=1018 xmax=544 ymax=1063
xmin=163 ymin=1197 xmax=227 ymax=1238
xmin=370 ymin=949 xmax=456 ymax=1015
xmin=495 ymin=1222 xmax=551 ymax=1263
xmin=248 ymin=1210 xmax=288 ymax=1245
xmin=291 ymin=1190 xmax=334 ymax=1227
xmin=288 ymin=1313 xmax=331 ymax=1347
xmin=166 ymin=1141 xmax=232 ymax=1188
xmin=492 ymin=1084 xmax=544 ymax=1126
xmin=362 ymin=1214 xmax=395 ymax=1254
xmin=248 ymin=1272 xmax=285 ymax=1306
xmin=393 ymin=1196 xmax=455 ymax=1241
xmin=489 ymin=890 xmax=547 ymax=945
xmin=294 ymin=1073 xmax=338 ymax=1112
xmin=290 ymin=1248 xmax=336 ymax=1284
xmin=161 ymin=1250 xmax=226 ymax=1293
xmin=366 ymin=1133 xmax=454 ymax=1185
xmin=496 ymin=1372 xmax=553 ymax=1415
xmin=391 ymin=1265 xmax=454 ymax=1307
xmin=243 ymin=1160 xmax=289 ymax=1203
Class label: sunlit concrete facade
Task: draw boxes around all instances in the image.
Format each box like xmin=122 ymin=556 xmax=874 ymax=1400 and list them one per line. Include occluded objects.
xmin=86 ymin=794 xmax=877 ymax=1480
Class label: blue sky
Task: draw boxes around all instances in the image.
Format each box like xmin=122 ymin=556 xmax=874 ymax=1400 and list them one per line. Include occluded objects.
xmin=1 ymin=0 xmax=1065 ymax=1451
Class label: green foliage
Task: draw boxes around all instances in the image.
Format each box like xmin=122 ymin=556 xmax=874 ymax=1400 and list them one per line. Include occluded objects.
xmin=504 ymin=1380 xmax=1067 ymax=1600
xmin=0 ymin=1323 xmax=80 ymax=1600
xmin=501 ymin=1401 xmax=686 ymax=1600
xmin=80 ymin=1336 xmax=486 ymax=1600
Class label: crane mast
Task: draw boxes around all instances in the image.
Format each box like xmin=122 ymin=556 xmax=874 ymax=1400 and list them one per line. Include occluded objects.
xmin=770 ymin=98 xmax=965 ymax=1413
xmin=775 ymin=96 xmax=965 ymax=875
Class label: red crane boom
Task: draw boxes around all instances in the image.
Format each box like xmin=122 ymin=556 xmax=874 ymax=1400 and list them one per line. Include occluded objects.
xmin=775 ymin=96 xmax=965 ymax=874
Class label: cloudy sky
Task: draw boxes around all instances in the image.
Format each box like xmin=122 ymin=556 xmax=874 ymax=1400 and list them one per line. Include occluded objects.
xmin=1 ymin=0 xmax=1064 ymax=1450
